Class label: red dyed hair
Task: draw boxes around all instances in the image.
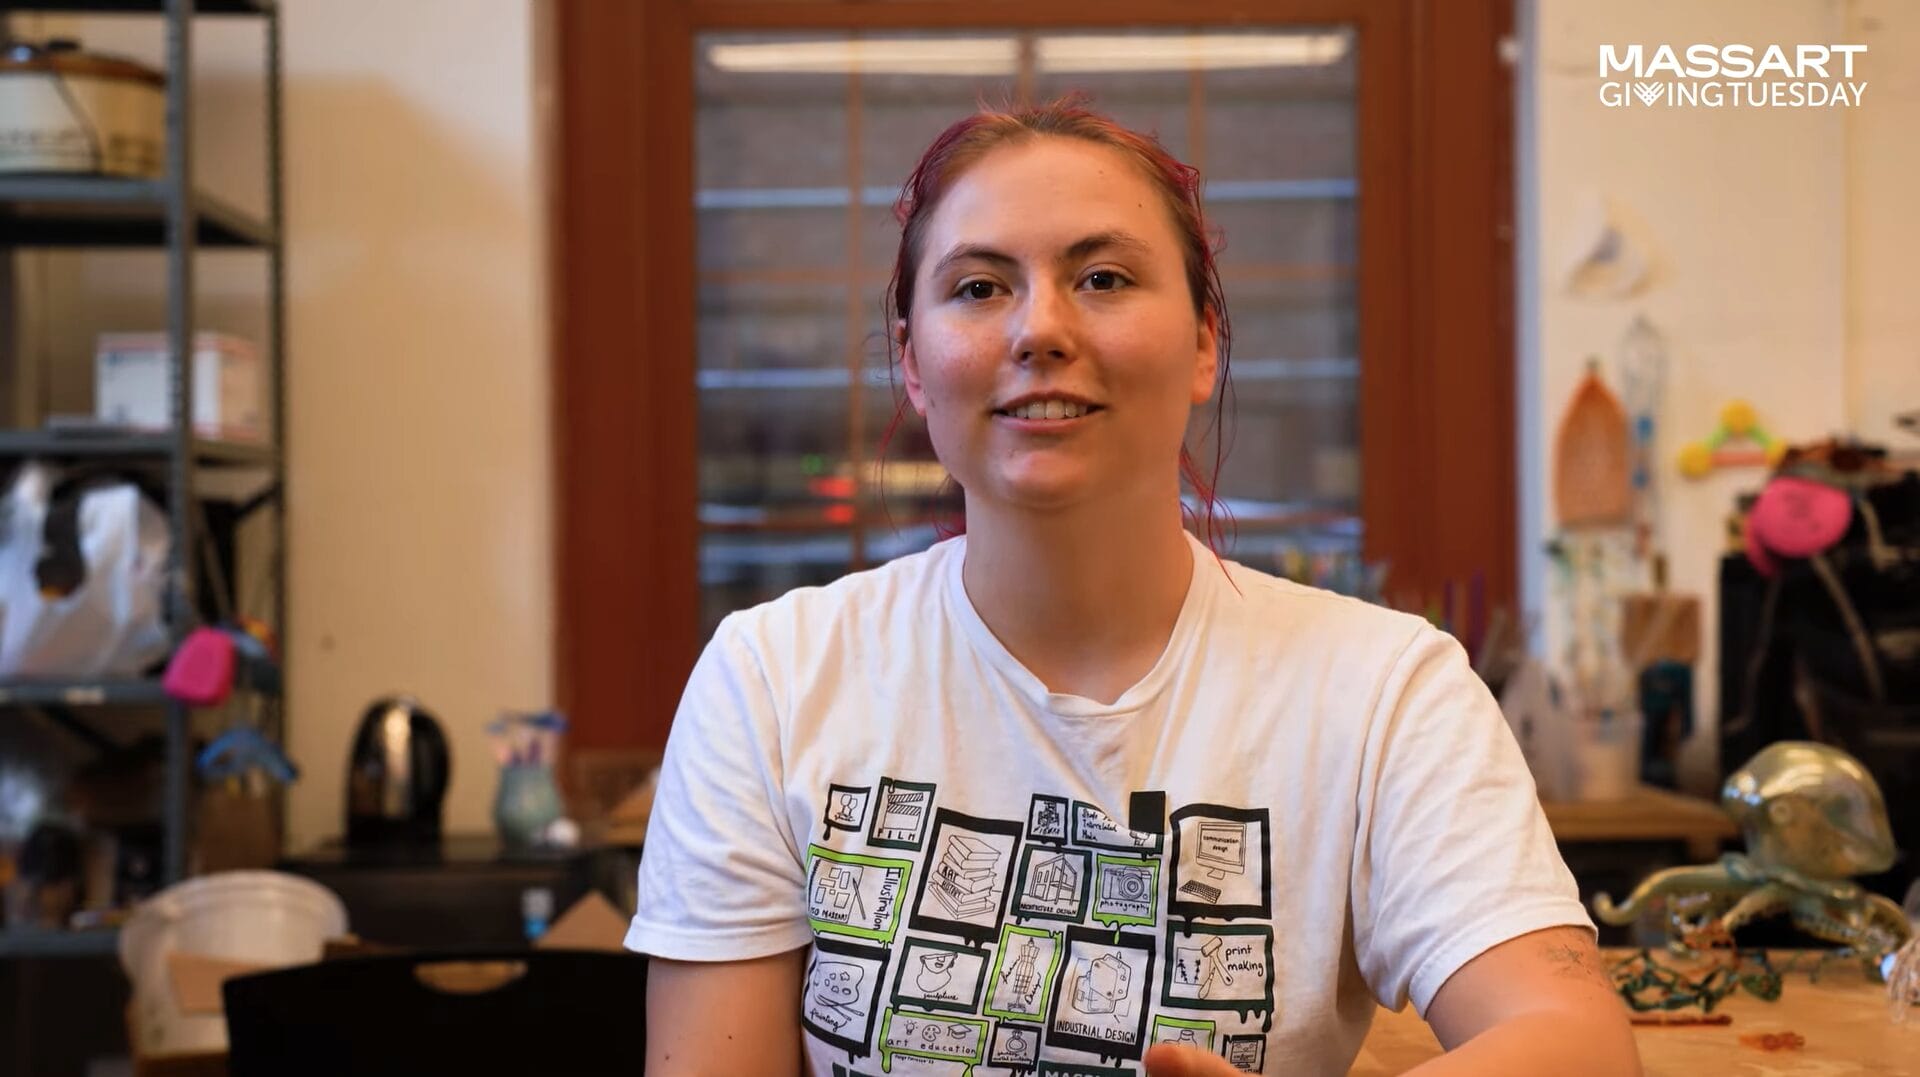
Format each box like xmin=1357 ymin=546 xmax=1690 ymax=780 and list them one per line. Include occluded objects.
xmin=878 ymin=96 xmax=1236 ymax=552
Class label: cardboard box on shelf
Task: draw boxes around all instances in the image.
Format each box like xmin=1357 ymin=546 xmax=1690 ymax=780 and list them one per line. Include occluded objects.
xmin=1620 ymin=592 xmax=1701 ymax=666
xmin=535 ymin=891 xmax=627 ymax=952
xmin=566 ymin=748 xmax=660 ymax=844
xmin=94 ymin=332 xmax=266 ymax=444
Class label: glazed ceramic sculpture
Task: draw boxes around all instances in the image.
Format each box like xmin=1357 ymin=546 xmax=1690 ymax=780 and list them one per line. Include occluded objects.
xmin=1594 ymin=741 xmax=1912 ymax=976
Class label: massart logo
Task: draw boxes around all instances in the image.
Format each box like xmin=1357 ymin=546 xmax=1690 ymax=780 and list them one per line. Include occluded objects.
xmin=1598 ymin=43 xmax=1867 ymax=109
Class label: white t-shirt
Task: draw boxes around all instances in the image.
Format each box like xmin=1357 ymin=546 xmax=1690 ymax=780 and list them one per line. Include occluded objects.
xmin=628 ymin=532 xmax=1590 ymax=1076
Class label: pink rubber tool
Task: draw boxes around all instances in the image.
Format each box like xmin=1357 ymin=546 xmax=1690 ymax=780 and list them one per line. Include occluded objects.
xmin=1748 ymin=475 xmax=1853 ymax=558
xmin=162 ymin=626 xmax=236 ymax=706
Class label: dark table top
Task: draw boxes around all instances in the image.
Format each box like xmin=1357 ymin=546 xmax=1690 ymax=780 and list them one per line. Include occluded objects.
xmin=281 ymin=833 xmax=587 ymax=871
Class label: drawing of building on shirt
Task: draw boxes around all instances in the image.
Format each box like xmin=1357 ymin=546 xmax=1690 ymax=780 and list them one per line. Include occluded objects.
xmin=929 ymin=834 xmax=1002 ymax=917
xmin=1025 ymin=852 xmax=1078 ymax=903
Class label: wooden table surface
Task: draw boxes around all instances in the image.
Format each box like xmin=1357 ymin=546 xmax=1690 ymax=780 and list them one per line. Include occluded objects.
xmin=1350 ymin=952 xmax=1920 ymax=1075
xmin=1539 ymin=784 xmax=1740 ymax=861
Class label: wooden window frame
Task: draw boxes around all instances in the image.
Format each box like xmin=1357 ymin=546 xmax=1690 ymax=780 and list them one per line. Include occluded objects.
xmin=547 ymin=0 xmax=1516 ymax=751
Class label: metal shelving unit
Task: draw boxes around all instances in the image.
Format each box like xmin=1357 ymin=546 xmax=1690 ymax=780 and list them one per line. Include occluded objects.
xmin=0 ymin=0 xmax=285 ymax=958
xmin=0 ymin=176 xmax=273 ymax=245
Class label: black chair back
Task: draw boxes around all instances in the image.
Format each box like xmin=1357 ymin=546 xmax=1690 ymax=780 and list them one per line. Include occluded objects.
xmin=223 ymin=950 xmax=647 ymax=1077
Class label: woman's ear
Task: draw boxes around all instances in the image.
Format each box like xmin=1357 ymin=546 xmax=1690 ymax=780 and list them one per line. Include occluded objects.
xmin=1190 ymin=307 xmax=1221 ymax=405
xmin=898 ymin=320 xmax=928 ymax=417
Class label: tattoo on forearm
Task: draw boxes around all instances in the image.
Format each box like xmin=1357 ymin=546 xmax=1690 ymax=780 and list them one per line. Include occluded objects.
xmin=1542 ymin=934 xmax=1613 ymax=989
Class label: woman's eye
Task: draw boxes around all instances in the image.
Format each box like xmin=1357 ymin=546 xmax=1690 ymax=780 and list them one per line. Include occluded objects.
xmin=954 ymin=279 xmax=1000 ymax=301
xmin=1083 ymin=270 xmax=1127 ymax=292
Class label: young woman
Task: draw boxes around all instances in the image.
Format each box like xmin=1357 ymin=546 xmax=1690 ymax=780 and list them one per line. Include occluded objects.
xmin=631 ymin=100 xmax=1641 ymax=1077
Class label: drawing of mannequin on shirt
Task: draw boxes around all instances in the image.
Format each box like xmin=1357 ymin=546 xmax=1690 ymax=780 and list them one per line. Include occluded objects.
xmin=1006 ymin=937 xmax=1042 ymax=1006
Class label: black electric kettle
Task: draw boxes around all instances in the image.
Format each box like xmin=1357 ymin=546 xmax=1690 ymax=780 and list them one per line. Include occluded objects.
xmin=345 ymin=695 xmax=450 ymax=847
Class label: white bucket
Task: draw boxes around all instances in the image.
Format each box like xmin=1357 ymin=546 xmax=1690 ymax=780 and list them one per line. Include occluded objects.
xmin=1570 ymin=711 xmax=1643 ymax=801
xmin=118 ymin=871 xmax=348 ymax=1056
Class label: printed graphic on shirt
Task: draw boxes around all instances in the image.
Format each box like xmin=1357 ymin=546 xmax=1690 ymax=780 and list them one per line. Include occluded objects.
xmin=1161 ymin=922 xmax=1277 ymax=1022
xmin=987 ymin=1020 xmax=1044 ymax=1067
xmin=889 ymin=936 xmax=992 ymax=1013
xmin=869 ymin=777 xmax=938 ymax=850
xmin=1090 ymin=854 xmax=1161 ymax=929
xmin=984 ymin=923 xmax=1063 ymax=1022
xmin=1070 ymin=800 xmax=1165 ymax=854
xmin=1011 ymin=844 xmax=1092 ymax=923
xmin=1045 ymin=925 xmax=1157 ymax=1060
xmin=877 ymin=1009 xmax=990 ymax=1073
xmin=1167 ymin=805 xmax=1273 ymax=920
xmin=804 ymin=791 xmax=1280 ymax=1072
xmin=806 ymin=845 xmax=913 ymax=945
xmin=829 ymin=1065 xmax=881 ymax=1077
xmin=803 ymin=936 xmax=892 ymax=1056
xmin=908 ymin=810 xmax=1023 ymax=944
xmin=822 ymin=783 xmax=872 ymax=839
xmin=1026 ymin=794 xmax=1071 ymax=845
xmin=1151 ymin=1013 xmax=1217 ymax=1052
xmin=1221 ymin=1033 xmax=1267 ymax=1072
xmin=1128 ymin=791 xmax=1167 ymax=836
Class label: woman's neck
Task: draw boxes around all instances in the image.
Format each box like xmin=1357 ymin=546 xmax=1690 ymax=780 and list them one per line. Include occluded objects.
xmin=958 ymin=492 xmax=1196 ymax=705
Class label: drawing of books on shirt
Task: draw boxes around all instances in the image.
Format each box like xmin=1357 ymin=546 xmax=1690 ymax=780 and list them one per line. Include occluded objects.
xmin=929 ymin=834 xmax=1002 ymax=917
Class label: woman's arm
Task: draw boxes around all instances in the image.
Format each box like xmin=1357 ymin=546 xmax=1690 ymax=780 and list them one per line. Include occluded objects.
xmin=645 ymin=948 xmax=807 ymax=1077
xmin=1142 ymin=927 xmax=1639 ymax=1077
xmin=1410 ymin=925 xmax=1642 ymax=1075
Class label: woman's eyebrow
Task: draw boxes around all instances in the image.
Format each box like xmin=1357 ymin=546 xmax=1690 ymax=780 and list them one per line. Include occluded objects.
xmin=1062 ymin=230 xmax=1152 ymax=263
xmin=930 ymin=230 xmax=1154 ymax=278
xmin=930 ymin=243 xmax=1017 ymax=278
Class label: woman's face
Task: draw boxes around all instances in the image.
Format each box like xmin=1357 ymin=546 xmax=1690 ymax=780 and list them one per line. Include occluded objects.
xmin=901 ymin=137 xmax=1217 ymax=515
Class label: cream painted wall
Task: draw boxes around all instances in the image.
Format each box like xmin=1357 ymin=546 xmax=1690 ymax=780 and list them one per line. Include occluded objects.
xmin=1520 ymin=0 xmax=1919 ymax=791
xmin=6 ymin=0 xmax=551 ymax=850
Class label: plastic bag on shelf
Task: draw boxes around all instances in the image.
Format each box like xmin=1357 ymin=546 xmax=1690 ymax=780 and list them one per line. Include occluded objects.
xmin=0 ymin=462 xmax=172 ymax=678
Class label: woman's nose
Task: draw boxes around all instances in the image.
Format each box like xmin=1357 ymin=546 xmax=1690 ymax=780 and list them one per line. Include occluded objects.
xmin=1011 ymin=283 xmax=1075 ymax=364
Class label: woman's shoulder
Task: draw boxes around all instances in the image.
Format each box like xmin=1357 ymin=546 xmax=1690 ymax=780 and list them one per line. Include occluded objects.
xmin=716 ymin=536 xmax=960 ymax=653
xmin=1206 ymin=550 xmax=1437 ymax=659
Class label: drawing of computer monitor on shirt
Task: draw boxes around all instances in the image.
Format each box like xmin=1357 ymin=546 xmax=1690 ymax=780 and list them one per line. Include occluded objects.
xmin=1180 ymin=821 xmax=1245 ymax=902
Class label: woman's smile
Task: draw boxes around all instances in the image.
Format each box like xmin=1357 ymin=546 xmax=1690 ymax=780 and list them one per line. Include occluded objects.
xmin=991 ymin=393 xmax=1107 ymax=432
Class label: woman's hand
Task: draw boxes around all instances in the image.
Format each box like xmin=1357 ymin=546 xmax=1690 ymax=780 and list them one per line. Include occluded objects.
xmin=1143 ymin=1042 xmax=1244 ymax=1076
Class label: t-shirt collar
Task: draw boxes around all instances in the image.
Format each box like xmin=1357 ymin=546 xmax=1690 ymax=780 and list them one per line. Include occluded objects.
xmin=941 ymin=530 xmax=1216 ymax=718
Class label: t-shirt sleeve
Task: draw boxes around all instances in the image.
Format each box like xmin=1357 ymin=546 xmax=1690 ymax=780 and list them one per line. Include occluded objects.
xmin=625 ymin=615 xmax=813 ymax=961
xmin=1349 ymin=624 xmax=1594 ymax=1016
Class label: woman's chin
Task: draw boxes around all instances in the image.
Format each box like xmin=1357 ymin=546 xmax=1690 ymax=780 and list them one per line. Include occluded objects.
xmin=979 ymin=467 xmax=1104 ymax=512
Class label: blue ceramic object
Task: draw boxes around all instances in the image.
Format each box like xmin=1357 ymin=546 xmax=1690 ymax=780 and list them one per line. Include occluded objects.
xmin=493 ymin=763 xmax=563 ymax=849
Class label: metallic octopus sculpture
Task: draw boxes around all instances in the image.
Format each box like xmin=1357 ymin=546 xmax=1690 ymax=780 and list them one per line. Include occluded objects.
xmin=1594 ymin=741 xmax=1913 ymax=976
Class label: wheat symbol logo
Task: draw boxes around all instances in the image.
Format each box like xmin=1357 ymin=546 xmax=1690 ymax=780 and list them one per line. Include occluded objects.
xmin=1633 ymin=82 xmax=1664 ymax=106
